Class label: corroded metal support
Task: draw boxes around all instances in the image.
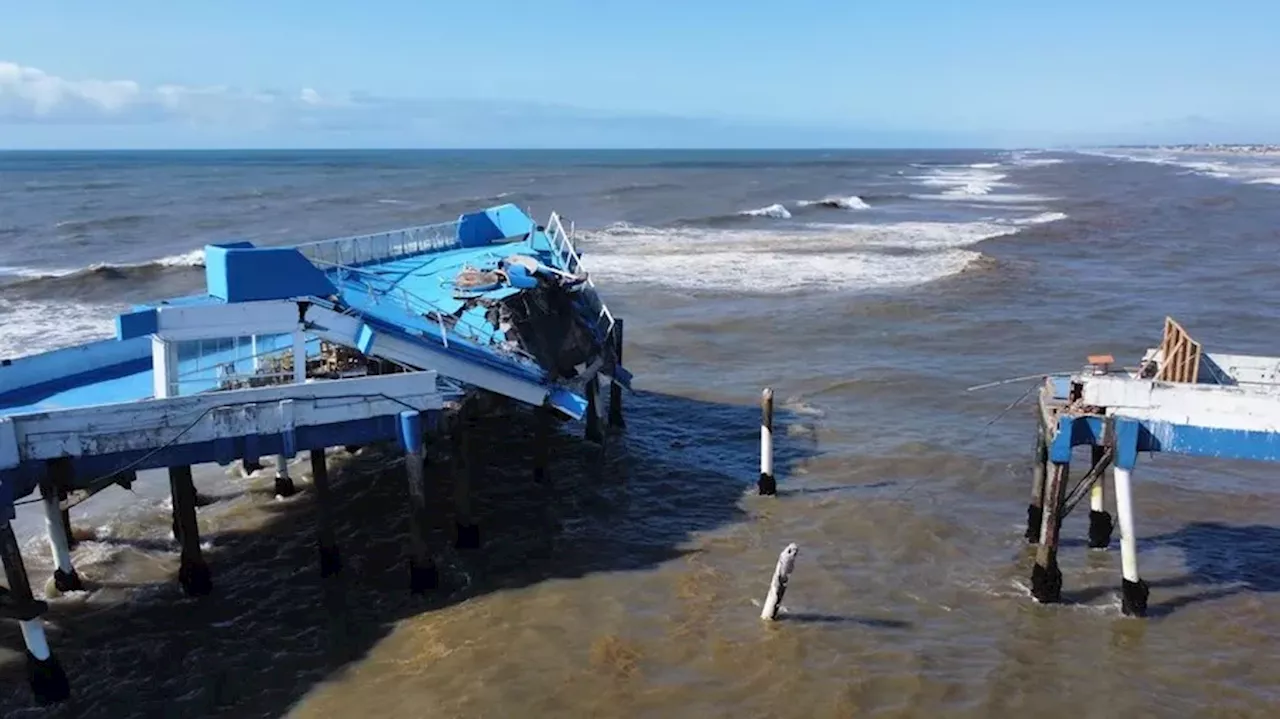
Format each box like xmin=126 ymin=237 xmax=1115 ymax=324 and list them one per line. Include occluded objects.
xmin=1031 ymin=461 xmax=1067 ymax=604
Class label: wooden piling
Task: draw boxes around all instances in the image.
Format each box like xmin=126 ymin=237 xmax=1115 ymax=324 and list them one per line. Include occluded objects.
xmin=168 ymin=465 xmax=212 ymax=597
xmin=761 ymin=542 xmax=799 ymax=620
xmin=1026 ymin=416 xmax=1048 ymax=543
xmin=758 ymin=388 xmax=776 ymax=495
xmin=608 ymin=318 xmax=625 ymax=429
xmin=1 ymin=521 xmax=70 ymax=705
xmin=533 ymin=404 xmax=550 ymax=484
xmin=584 ymin=375 xmax=604 ymax=443
xmin=41 ymin=459 xmax=84 ymax=594
xmin=1030 ymin=461 xmax=1067 ymax=604
xmin=309 ymin=447 xmax=351 ymax=658
xmin=399 ymin=411 xmax=438 ymax=594
xmin=1087 ymin=444 xmax=1114 ymax=550
xmin=452 ymin=405 xmax=481 ymax=550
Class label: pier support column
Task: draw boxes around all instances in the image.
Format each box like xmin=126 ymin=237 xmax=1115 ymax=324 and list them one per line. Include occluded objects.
xmin=608 ymin=319 xmax=626 ymax=430
xmin=1087 ymin=445 xmax=1115 ymax=550
xmin=169 ymin=465 xmax=212 ymax=597
xmin=584 ymin=376 xmax=604 ymax=444
xmin=1113 ymin=420 xmax=1148 ymax=616
xmin=1025 ymin=416 xmax=1048 ymax=543
xmin=452 ymin=406 xmax=481 ymax=550
xmin=41 ymin=460 xmax=83 ymax=594
xmin=310 ymin=448 xmax=351 ymax=658
xmin=533 ymin=405 xmax=550 ymax=484
xmin=1030 ymin=460 xmax=1067 ymax=604
xmin=399 ymin=411 xmax=438 ymax=594
xmin=759 ymin=388 xmax=776 ymax=496
xmin=274 ymin=454 xmax=297 ymax=498
xmin=1 ymin=521 xmax=70 ymax=705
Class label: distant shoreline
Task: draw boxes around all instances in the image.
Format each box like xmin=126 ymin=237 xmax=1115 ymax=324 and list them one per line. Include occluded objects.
xmin=1141 ymin=144 xmax=1280 ymax=157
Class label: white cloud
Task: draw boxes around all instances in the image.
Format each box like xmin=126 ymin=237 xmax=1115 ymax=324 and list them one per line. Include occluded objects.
xmin=0 ymin=61 xmax=142 ymax=118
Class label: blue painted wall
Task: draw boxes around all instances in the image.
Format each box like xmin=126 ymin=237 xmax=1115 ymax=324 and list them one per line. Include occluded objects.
xmin=205 ymin=242 xmax=338 ymax=303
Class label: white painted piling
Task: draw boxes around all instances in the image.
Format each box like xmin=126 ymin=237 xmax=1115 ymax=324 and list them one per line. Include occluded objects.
xmin=1113 ymin=465 xmax=1148 ymax=616
xmin=761 ymin=542 xmax=799 ymax=620
xmin=41 ymin=493 xmax=80 ymax=593
xmin=759 ymin=388 xmax=776 ymax=496
xmin=1087 ymin=445 xmax=1113 ymax=550
xmin=19 ymin=620 xmax=51 ymax=660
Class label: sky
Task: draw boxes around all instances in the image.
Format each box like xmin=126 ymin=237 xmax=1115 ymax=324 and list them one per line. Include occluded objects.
xmin=1 ymin=0 xmax=1278 ymax=149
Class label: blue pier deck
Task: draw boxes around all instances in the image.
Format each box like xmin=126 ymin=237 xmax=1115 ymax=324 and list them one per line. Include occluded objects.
xmin=1023 ymin=317 xmax=1280 ymax=616
xmin=0 ymin=204 xmax=630 ymax=705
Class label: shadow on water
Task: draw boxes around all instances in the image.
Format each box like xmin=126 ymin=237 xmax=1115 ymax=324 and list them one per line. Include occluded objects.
xmin=779 ymin=613 xmax=912 ymax=629
xmin=0 ymin=389 xmax=820 ymax=718
xmin=1065 ymin=521 xmax=1280 ymax=616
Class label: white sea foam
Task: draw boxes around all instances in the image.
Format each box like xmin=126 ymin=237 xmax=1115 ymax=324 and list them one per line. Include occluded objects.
xmin=1084 ymin=148 xmax=1280 ymax=187
xmin=1007 ymin=211 xmax=1068 ymax=225
xmin=581 ymin=219 xmax=1021 ymax=293
xmin=798 ymin=195 xmax=870 ymax=210
xmin=0 ymin=297 xmax=122 ymax=358
xmin=739 ymin=203 xmax=792 ymax=219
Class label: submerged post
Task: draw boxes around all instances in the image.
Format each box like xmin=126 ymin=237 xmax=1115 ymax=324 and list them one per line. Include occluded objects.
xmin=584 ymin=375 xmax=604 ymax=443
xmin=1031 ymin=460 xmax=1067 ymax=604
xmin=41 ymin=459 xmax=84 ymax=594
xmin=1026 ymin=414 xmax=1048 ymax=543
xmin=399 ymin=411 xmax=438 ymax=594
xmin=758 ymin=387 xmax=776 ymax=495
xmin=0 ymin=520 xmax=70 ymax=705
xmin=274 ymin=454 xmax=297 ymax=498
xmin=169 ymin=465 xmax=212 ymax=597
xmin=608 ymin=318 xmax=626 ymax=429
xmin=761 ymin=542 xmax=799 ymax=620
xmin=1088 ymin=444 xmax=1114 ymax=550
xmin=452 ymin=404 xmax=481 ymax=550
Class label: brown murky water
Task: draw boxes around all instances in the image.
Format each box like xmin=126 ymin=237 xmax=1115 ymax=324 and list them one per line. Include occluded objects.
xmin=3 ymin=150 xmax=1280 ymax=717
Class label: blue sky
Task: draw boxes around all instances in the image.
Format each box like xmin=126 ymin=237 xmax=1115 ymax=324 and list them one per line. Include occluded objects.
xmin=1 ymin=0 xmax=1277 ymax=148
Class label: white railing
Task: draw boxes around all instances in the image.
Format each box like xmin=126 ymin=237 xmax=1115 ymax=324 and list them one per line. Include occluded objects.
xmin=295 ymin=221 xmax=461 ymax=279
xmin=546 ymin=212 xmax=616 ymax=340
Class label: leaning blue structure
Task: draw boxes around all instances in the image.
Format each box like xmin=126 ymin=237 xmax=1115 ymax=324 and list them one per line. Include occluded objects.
xmin=0 ymin=204 xmax=630 ymax=705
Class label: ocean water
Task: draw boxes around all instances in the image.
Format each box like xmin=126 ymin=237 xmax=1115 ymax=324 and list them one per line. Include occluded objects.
xmin=1 ymin=149 xmax=1279 ymax=717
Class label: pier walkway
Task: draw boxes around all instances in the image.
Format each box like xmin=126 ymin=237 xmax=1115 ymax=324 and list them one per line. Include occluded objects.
xmin=0 ymin=204 xmax=630 ymax=705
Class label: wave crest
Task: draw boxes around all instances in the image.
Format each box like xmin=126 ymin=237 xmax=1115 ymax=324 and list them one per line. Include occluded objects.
xmin=739 ymin=203 xmax=792 ymax=219
xmin=798 ymin=195 xmax=870 ymax=210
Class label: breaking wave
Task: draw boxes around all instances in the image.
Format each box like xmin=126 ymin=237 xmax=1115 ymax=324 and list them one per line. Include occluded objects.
xmin=579 ymin=218 xmax=1042 ymax=294
xmin=739 ymin=203 xmax=792 ymax=219
xmin=0 ymin=249 xmax=206 ymax=288
xmin=798 ymin=195 xmax=870 ymax=210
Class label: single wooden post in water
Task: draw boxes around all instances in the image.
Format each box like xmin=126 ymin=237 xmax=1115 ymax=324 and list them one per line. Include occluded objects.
xmin=41 ymin=459 xmax=84 ymax=594
xmin=1088 ymin=444 xmax=1115 ymax=550
xmin=1030 ymin=460 xmax=1067 ymax=604
xmin=310 ymin=447 xmax=351 ymax=659
xmin=533 ymin=404 xmax=550 ymax=484
xmin=399 ymin=410 xmax=438 ymax=594
xmin=274 ymin=454 xmax=297 ymax=498
xmin=584 ymin=375 xmax=604 ymax=443
xmin=453 ymin=405 xmax=481 ymax=550
xmin=0 ymin=520 xmax=70 ymax=705
xmin=169 ymin=465 xmax=212 ymax=597
xmin=761 ymin=542 xmax=799 ymax=620
xmin=758 ymin=388 xmax=776 ymax=496
xmin=1026 ymin=416 xmax=1048 ymax=543
xmin=608 ymin=319 xmax=626 ymax=429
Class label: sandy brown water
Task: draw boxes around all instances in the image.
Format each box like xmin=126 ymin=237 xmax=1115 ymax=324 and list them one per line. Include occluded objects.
xmin=2 ymin=149 xmax=1280 ymax=717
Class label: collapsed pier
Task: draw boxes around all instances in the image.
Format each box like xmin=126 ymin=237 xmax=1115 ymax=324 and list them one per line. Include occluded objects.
xmin=0 ymin=204 xmax=630 ymax=705
xmin=1023 ymin=317 xmax=1280 ymax=616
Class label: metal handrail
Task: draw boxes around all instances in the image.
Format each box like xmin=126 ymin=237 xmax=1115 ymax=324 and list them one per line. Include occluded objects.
xmin=546 ymin=213 xmax=616 ymax=338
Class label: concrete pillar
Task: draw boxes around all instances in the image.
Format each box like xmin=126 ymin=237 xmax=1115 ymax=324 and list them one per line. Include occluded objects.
xmin=0 ymin=521 xmax=70 ymax=705
xmin=274 ymin=454 xmax=297 ymax=497
xmin=1031 ymin=460 xmax=1067 ymax=604
xmin=169 ymin=465 xmax=212 ymax=597
xmin=758 ymin=388 xmax=776 ymax=495
xmin=607 ymin=319 xmax=625 ymax=429
xmin=399 ymin=411 xmax=438 ymax=593
xmin=41 ymin=460 xmax=83 ymax=594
